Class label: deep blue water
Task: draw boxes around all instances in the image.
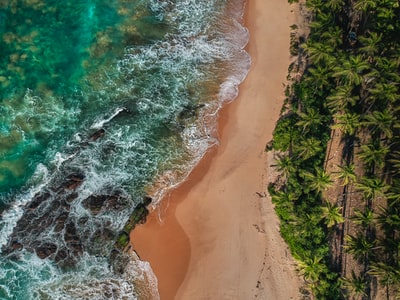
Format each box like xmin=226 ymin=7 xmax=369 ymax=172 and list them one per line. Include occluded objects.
xmin=0 ymin=0 xmax=249 ymax=298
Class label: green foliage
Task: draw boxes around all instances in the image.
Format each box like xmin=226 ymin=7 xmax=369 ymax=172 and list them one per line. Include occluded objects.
xmin=271 ymin=114 xmax=298 ymax=151
xmin=271 ymin=0 xmax=400 ymax=297
xmin=335 ymin=163 xmax=357 ymax=186
xmin=116 ymin=232 xmax=129 ymax=249
xmin=321 ymin=202 xmax=344 ymax=228
xmin=351 ymin=208 xmax=376 ymax=229
xmin=356 ymin=176 xmax=389 ymax=201
xmin=302 ymin=168 xmax=333 ymax=193
xmin=344 ymin=233 xmax=377 ymax=263
xmin=340 ymin=271 xmax=368 ymax=299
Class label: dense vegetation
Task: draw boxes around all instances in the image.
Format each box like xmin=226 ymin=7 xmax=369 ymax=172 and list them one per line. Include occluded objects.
xmin=269 ymin=0 xmax=400 ymax=299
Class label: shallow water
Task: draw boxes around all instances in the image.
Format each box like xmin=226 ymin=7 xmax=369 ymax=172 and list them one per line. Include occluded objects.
xmin=0 ymin=0 xmax=249 ymax=298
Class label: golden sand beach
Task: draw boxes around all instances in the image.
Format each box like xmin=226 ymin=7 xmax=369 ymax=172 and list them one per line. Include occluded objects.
xmin=131 ymin=0 xmax=304 ymax=298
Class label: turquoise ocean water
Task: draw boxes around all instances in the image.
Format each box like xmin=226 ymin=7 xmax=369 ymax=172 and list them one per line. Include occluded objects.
xmin=0 ymin=0 xmax=249 ymax=298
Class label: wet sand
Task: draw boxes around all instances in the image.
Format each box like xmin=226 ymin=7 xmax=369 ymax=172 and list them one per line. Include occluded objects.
xmin=131 ymin=0 xmax=303 ymax=299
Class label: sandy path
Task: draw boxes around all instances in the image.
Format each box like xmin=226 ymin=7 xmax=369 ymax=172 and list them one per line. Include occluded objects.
xmin=131 ymin=0 xmax=303 ymax=299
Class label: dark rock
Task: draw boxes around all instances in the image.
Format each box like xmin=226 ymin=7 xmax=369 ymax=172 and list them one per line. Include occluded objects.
xmin=14 ymin=217 xmax=30 ymax=231
xmin=64 ymin=221 xmax=77 ymax=238
xmin=110 ymin=107 xmax=131 ymax=121
xmin=35 ymin=242 xmax=58 ymax=259
xmin=38 ymin=215 xmax=54 ymax=228
xmin=49 ymin=199 xmax=61 ymax=211
xmin=54 ymin=212 xmax=69 ymax=232
xmin=27 ymin=191 xmax=50 ymax=210
xmin=11 ymin=241 xmax=23 ymax=251
xmin=77 ymin=216 xmax=89 ymax=226
xmin=109 ymin=250 xmax=130 ymax=275
xmin=143 ymin=196 xmax=152 ymax=206
xmin=82 ymin=193 xmax=129 ymax=215
xmin=115 ymin=197 xmax=152 ymax=251
xmin=68 ymin=241 xmax=83 ymax=254
xmin=89 ymin=128 xmax=105 ymax=141
xmin=82 ymin=195 xmax=108 ymax=214
xmin=178 ymin=103 xmax=205 ymax=120
xmin=106 ymin=194 xmax=128 ymax=211
xmin=55 ymin=249 xmax=68 ymax=263
xmin=63 ymin=173 xmax=85 ymax=190
xmin=265 ymin=140 xmax=273 ymax=152
xmin=132 ymin=202 xmax=150 ymax=225
xmin=61 ymin=256 xmax=78 ymax=269
xmin=103 ymin=228 xmax=115 ymax=241
xmin=102 ymin=142 xmax=116 ymax=156
xmin=65 ymin=192 xmax=78 ymax=203
xmin=67 ymin=173 xmax=85 ymax=182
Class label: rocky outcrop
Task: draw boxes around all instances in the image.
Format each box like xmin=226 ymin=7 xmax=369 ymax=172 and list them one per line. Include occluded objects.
xmin=1 ymin=111 xmax=151 ymax=270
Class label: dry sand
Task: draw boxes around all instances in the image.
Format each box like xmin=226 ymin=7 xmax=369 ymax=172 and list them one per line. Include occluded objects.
xmin=131 ymin=0 xmax=303 ymax=299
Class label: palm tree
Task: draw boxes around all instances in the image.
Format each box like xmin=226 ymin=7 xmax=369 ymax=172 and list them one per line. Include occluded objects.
xmin=387 ymin=191 xmax=400 ymax=207
xmin=344 ymin=233 xmax=377 ymax=265
xmin=332 ymin=112 xmax=360 ymax=136
xmin=356 ymin=177 xmax=389 ymax=203
xmin=326 ymin=0 xmax=345 ymax=12
xmin=320 ymin=26 xmax=343 ymax=48
xmin=388 ymin=152 xmax=400 ymax=176
xmin=270 ymin=190 xmax=296 ymax=222
xmin=303 ymin=168 xmax=333 ymax=194
xmin=307 ymin=65 xmax=332 ymax=89
xmin=273 ymin=154 xmax=297 ymax=180
xmin=353 ymin=0 xmax=377 ymax=12
xmin=368 ymin=82 xmax=398 ymax=107
xmin=302 ymin=41 xmax=335 ymax=65
xmin=378 ymin=236 xmax=400 ymax=263
xmin=357 ymin=143 xmax=390 ymax=171
xmin=375 ymin=6 xmax=397 ymax=32
xmin=375 ymin=57 xmax=400 ymax=83
xmin=333 ymin=55 xmax=370 ymax=86
xmin=321 ymin=201 xmax=344 ymax=228
xmin=335 ymin=163 xmax=357 ymax=186
xmin=369 ymin=262 xmax=400 ymax=300
xmin=309 ymin=12 xmax=336 ymax=33
xmin=294 ymin=137 xmax=323 ymax=160
xmin=296 ymin=255 xmax=328 ymax=291
xmin=298 ymin=213 xmax=325 ymax=242
xmin=270 ymin=189 xmax=298 ymax=206
xmin=305 ymin=0 xmax=324 ymax=13
xmin=385 ymin=179 xmax=400 ymax=206
xmin=340 ymin=270 xmax=368 ymax=300
xmin=351 ymin=208 xmax=376 ymax=229
xmin=296 ymin=108 xmax=324 ymax=133
xmin=362 ymin=109 xmax=396 ymax=139
xmin=358 ymin=32 xmax=382 ymax=58
xmin=326 ymin=85 xmax=358 ymax=113
xmin=376 ymin=206 xmax=400 ymax=238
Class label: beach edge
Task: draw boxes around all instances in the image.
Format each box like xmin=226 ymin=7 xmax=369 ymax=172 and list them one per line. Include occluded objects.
xmin=130 ymin=0 xmax=304 ymax=299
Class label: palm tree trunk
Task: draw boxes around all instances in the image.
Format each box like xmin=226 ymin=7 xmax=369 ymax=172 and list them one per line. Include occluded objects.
xmin=386 ymin=284 xmax=389 ymax=300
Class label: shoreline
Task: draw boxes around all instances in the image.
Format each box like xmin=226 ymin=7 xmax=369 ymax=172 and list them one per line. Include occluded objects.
xmin=130 ymin=0 xmax=303 ymax=299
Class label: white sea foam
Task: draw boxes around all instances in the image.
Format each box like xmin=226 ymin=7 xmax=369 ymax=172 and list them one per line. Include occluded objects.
xmin=90 ymin=107 xmax=127 ymax=130
xmin=0 ymin=164 xmax=49 ymax=249
xmin=0 ymin=251 xmax=156 ymax=299
xmin=142 ymin=0 xmax=251 ymax=207
xmin=51 ymin=152 xmax=77 ymax=169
